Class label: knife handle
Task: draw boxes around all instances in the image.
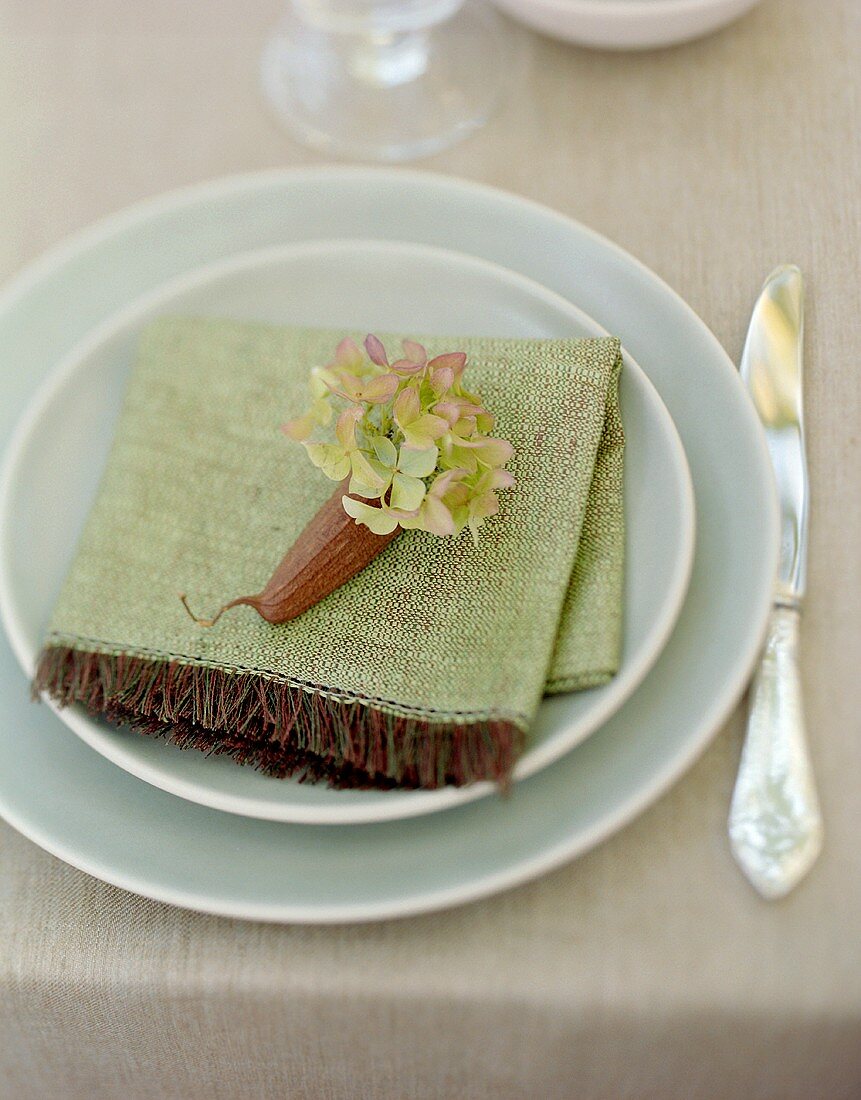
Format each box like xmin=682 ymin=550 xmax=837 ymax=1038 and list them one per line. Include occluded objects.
xmin=728 ymin=604 xmax=823 ymax=899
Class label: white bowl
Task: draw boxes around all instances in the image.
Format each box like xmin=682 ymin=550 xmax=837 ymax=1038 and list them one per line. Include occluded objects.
xmin=492 ymin=0 xmax=764 ymax=49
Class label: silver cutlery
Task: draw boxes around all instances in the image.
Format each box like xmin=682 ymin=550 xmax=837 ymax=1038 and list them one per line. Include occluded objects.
xmin=728 ymin=265 xmax=823 ymax=899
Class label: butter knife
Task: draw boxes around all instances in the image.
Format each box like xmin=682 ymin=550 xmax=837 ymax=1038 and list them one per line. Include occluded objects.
xmin=728 ymin=265 xmax=823 ymax=899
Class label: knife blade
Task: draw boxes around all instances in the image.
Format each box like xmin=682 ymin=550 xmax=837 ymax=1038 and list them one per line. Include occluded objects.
xmin=739 ymin=264 xmax=808 ymax=602
xmin=728 ymin=265 xmax=823 ymax=899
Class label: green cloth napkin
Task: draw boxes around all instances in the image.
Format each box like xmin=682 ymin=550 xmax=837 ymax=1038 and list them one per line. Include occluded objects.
xmin=35 ymin=318 xmax=625 ymax=789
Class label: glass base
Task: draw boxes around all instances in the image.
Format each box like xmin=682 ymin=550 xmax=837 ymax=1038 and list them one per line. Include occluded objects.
xmin=261 ymin=2 xmax=514 ymax=162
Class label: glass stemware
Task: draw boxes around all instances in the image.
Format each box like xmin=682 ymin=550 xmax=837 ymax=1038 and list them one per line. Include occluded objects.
xmin=261 ymin=0 xmax=516 ymax=161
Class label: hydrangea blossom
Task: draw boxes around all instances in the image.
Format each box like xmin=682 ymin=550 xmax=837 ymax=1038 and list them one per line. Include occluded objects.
xmin=284 ymin=335 xmax=515 ymax=545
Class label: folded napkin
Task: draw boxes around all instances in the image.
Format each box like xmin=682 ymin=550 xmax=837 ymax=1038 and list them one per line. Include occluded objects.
xmin=35 ymin=318 xmax=624 ymax=789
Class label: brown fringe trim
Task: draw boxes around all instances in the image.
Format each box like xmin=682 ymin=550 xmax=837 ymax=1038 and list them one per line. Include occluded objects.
xmin=33 ymin=645 xmax=524 ymax=791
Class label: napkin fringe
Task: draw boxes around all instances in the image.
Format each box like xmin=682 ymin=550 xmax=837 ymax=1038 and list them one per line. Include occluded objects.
xmin=33 ymin=644 xmax=523 ymax=790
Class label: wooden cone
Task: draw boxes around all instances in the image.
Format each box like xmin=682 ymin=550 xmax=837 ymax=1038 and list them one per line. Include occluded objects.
xmin=181 ymin=483 xmax=400 ymax=626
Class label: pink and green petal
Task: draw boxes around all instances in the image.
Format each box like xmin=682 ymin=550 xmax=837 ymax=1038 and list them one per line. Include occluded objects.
xmin=397 ymin=443 xmax=439 ymax=478
xmin=477 ymin=468 xmax=516 ymax=493
xmin=427 ymin=352 xmax=467 ymax=376
xmin=304 ymin=442 xmax=351 ymax=482
xmin=430 ymin=366 xmax=455 ymax=397
xmin=391 ymin=358 xmax=425 ymax=376
xmin=452 ymin=416 xmax=478 ymax=438
xmin=356 ymin=373 xmax=400 ymax=404
xmin=390 ymin=472 xmax=427 ymax=512
xmin=431 ymin=402 xmax=460 ymax=427
xmin=364 ymin=333 xmax=389 ymax=367
xmin=371 ymin=435 xmax=398 ymax=467
xmin=402 ymin=339 xmax=428 ymax=365
xmin=351 ymin=449 xmax=389 ymax=490
xmin=473 ymin=437 xmax=515 ymax=466
xmin=335 ymin=406 xmax=363 ymax=449
xmin=470 ymin=492 xmax=500 ymax=521
xmin=394 ymin=386 xmax=421 ymax=427
xmin=334 ymin=337 xmax=365 ymax=371
xmin=341 ymin=496 xmax=399 ymax=535
xmin=310 ymin=367 xmax=339 ymax=398
xmin=402 ymin=413 xmax=449 ymax=447
xmin=421 ymin=495 xmax=456 ymax=537
xmin=282 ymin=413 xmax=315 ymax=442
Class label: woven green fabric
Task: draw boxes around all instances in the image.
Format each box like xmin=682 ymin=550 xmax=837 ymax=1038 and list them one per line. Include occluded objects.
xmin=40 ymin=318 xmax=624 ymax=785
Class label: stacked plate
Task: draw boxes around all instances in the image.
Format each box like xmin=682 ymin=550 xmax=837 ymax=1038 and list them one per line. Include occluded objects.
xmin=0 ymin=169 xmax=778 ymax=922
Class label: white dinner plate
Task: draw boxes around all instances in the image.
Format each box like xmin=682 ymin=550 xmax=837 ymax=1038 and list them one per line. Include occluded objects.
xmin=0 ymin=239 xmax=694 ymax=824
xmin=490 ymin=0 xmax=763 ymax=50
xmin=0 ymin=170 xmax=777 ymax=922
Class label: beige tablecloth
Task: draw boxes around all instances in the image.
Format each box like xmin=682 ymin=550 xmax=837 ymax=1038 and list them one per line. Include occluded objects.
xmin=1 ymin=1 xmax=859 ymax=1097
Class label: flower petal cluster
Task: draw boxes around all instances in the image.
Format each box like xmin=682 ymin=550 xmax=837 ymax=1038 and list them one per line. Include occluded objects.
xmin=284 ymin=335 xmax=515 ymax=543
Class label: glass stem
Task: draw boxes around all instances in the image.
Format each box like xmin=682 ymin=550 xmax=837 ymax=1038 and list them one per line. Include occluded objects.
xmin=350 ymin=31 xmax=431 ymax=88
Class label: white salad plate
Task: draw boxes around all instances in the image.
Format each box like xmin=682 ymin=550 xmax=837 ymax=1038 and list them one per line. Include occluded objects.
xmin=0 ymin=239 xmax=694 ymax=825
xmin=0 ymin=169 xmax=777 ymax=922
xmin=492 ymin=0 xmax=763 ymax=50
